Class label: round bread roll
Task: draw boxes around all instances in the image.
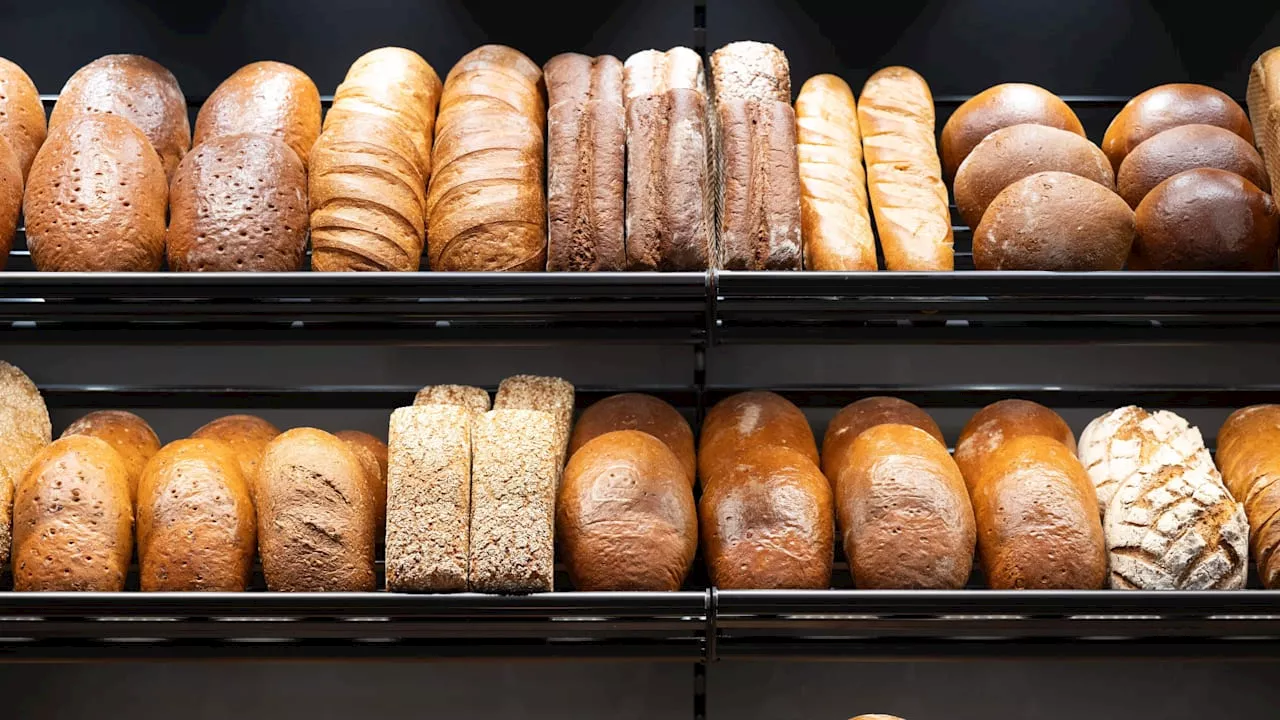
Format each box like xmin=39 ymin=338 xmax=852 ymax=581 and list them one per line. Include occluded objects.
xmin=334 ymin=429 xmax=388 ymax=539
xmin=971 ymin=435 xmax=1106 ymax=590
xmin=190 ymin=414 xmax=281 ymax=500
xmin=698 ymin=390 xmax=818 ymax=490
xmin=1102 ymin=83 xmax=1252 ymax=172
xmin=257 ymin=428 xmax=375 ymax=591
xmin=195 ymin=61 xmax=322 ymax=169
xmin=61 ymin=410 xmax=160 ymax=499
xmin=954 ymin=399 xmax=1075 ymax=492
xmin=1117 ymin=124 xmax=1269 ymax=208
xmin=568 ymin=393 xmax=695 ymax=485
xmin=1131 ymin=167 xmax=1279 ymax=271
xmin=24 ymin=114 xmax=168 ymax=271
xmin=821 ymin=396 xmax=943 ymax=482
xmin=327 ymin=47 xmax=442 ymax=177
xmin=836 ymin=424 xmax=974 ymax=589
xmin=700 ymin=445 xmax=833 ymax=589
xmin=559 ymin=430 xmax=697 ymax=591
xmin=954 ymin=123 xmax=1114 ymax=228
xmin=12 ymin=435 xmax=132 ymax=591
xmin=48 ymin=54 xmax=189 ymax=180
xmin=0 ymin=137 xmax=21 ymax=270
xmin=0 ymin=57 xmax=47 ymax=179
xmin=940 ymin=83 xmax=1085 ymax=181
xmin=167 ymin=133 xmax=308 ymax=272
xmin=973 ymin=171 xmax=1135 ymax=271
xmin=0 ymin=360 xmax=51 ymax=568
xmin=136 ymin=438 xmax=256 ymax=591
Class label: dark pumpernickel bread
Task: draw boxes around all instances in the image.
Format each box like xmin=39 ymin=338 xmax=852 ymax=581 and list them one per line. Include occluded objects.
xmin=168 ymin=133 xmax=308 ymax=272
xmin=1117 ymin=123 xmax=1270 ymax=208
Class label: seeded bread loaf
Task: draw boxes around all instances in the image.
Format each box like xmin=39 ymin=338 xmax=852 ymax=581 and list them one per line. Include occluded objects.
xmin=334 ymin=430 xmax=388 ymax=540
xmin=61 ymin=410 xmax=160 ymax=500
xmin=0 ymin=361 xmax=51 ymax=569
xmin=494 ymin=374 xmax=575 ymax=467
xmin=190 ymin=414 xmax=281 ymax=502
xmin=0 ymin=57 xmax=46 ymax=179
xmin=195 ymin=61 xmax=321 ymax=169
xmin=413 ymin=384 xmax=491 ymax=414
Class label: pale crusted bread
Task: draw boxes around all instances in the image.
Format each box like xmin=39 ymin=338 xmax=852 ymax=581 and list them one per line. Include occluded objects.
xmin=413 ymin=384 xmax=491 ymax=414
xmin=329 ymin=47 xmax=441 ymax=178
xmin=709 ymin=41 xmax=791 ymax=105
xmin=0 ymin=57 xmax=46 ymax=179
xmin=795 ymin=74 xmax=876 ymax=271
xmin=857 ymin=67 xmax=953 ymax=271
xmin=1078 ymin=406 xmax=1216 ymax=515
xmin=623 ymin=47 xmax=706 ymax=102
xmin=494 ymin=374 xmax=575 ymax=468
xmin=0 ymin=360 xmax=51 ymax=569
xmin=1105 ymin=462 xmax=1247 ymax=590
xmin=1249 ymin=48 xmax=1280 ymax=193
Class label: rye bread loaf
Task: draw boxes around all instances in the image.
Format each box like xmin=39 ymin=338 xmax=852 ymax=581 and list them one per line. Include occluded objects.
xmin=195 ymin=61 xmax=321 ymax=169
xmin=0 ymin=137 xmax=21 ymax=270
xmin=334 ymin=430 xmax=388 ymax=540
xmin=168 ymin=133 xmax=308 ymax=271
xmin=385 ymin=405 xmax=472 ymax=592
xmin=0 ymin=57 xmax=46 ymax=179
xmin=568 ymin=393 xmax=695 ymax=486
xmin=0 ymin=361 xmax=52 ymax=569
xmin=61 ymin=410 xmax=160 ymax=500
xmin=413 ymin=384 xmax=491 ymax=414
xmin=25 ymin=114 xmax=168 ymax=271
xmin=190 ymin=414 xmax=281 ymax=502
xmin=326 ymin=47 xmax=441 ymax=178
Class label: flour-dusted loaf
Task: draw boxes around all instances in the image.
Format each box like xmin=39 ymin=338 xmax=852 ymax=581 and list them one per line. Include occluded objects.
xmin=385 ymin=405 xmax=472 ymax=592
xmin=835 ymin=424 xmax=974 ymax=589
xmin=136 ymin=438 xmax=256 ymax=591
xmin=710 ymin=42 xmax=801 ymax=270
xmin=334 ymin=430 xmax=388 ymax=540
xmin=494 ymin=374 xmax=575 ymax=467
xmin=699 ymin=390 xmax=818 ymax=490
xmin=544 ymin=53 xmax=625 ymax=271
xmin=941 ymin=83 xmax=1085 ymax=181
xmin=257 ymin=428 xmax=375 ymax=591
xmin=0 ymin=138 xmax=19 ymax=270
xmin=49 ymin=54 xmax=189 ymax=180
xmin=190 ymin=414 xmax=281 ymax=502
xmin=568 ymin=393 xmax=695 ymax=485
xmin=13 ymin=436 xmax=132 ymax=591
xmin=858 ymin=67 xmax=953 ymax=270
xmin=413 ymin=384 xmax=491 ymax=414
xmin=795 ymin=74 xmax=876 ymax=270
xmin=1249 ymin=48 xmax=1280 ymax=192
xmin=1104 ymin=83 xmax=1252 ymax=173
xmin=0 ymin=361 xmax=52 ymax=569
xmin=25 ymin=114 xmax=168 ymax=271
xmin=469 ymin=408 xmax=559 ymax=593
xmin=168 ymin=133 xmax=309 ymax=271
xmin=559 ymin=430 xmax=697 ymax=591
xmin=195 ymin=61 xmax=321 ymax=169
xmin=1217 ymin=405 xmax=1280 ymax=588
xmin=61 ymin=410 xmax=160 ymax=500
xmin=623 ymin=47 xmax=714 ymax=270
xmin=821 ymin=396 xmax=943 ymax=483
xmin=954 ymin=399 xmax=1076 ymax=492
xmin=0 ymin=57 xmax=45 ymax=179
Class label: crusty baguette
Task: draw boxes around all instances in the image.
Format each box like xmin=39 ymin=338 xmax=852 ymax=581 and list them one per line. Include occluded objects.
xmin=857 ymin=67 xmax=953 ymax=271
xmin=795 ymin=74 xmax=876 ymax=270
xmin=1249 ymin=48 xmax=1280 ymax=193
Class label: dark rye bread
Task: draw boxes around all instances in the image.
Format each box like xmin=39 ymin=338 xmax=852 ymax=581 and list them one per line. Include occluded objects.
xmin=544 ymin=53 xmax=625 ymax=271
xmin=715 ymin=98 xmax=803 ymax=269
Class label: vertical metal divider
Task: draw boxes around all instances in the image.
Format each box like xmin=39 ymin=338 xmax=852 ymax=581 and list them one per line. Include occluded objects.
xmin=693 ymin=10 xmax=712 ymax=720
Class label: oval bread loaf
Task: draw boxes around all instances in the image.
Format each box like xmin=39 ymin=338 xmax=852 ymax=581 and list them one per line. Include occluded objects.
xmin=0 ymin=57 xmax=46 ymax=178
xmin=334 ymin=429 xmax=388 ymax=539
xmin=195 ymin=61 xmax=321 ymax=168
xmin=190 ymin=414 xmax=281 ymax=501
xmin=559 ymin=430 xmax=697 ymax=590
xmin=136 ymin=438 xmax=256 ymax=591
xmin=1103 ymin=83 xmax=1252 ymax=172
xmin=568 ymin=393 xmax=695 ymax=485
xmin=1217 ymin=405 xmax=1280 ymax=588
xmin=698 ymin=390 xmax=818 ymax=490
xmin=0 ymin=360 xmax=52 ymax=568
xmin=941 ymin=83 xmax=1085 ymax=181
xmin=821 ymin=396 xmax=943 ymax=482
xmin=1117 ymin=123 xmax=1269 ymax=208
xmin=954 ymin=399 xmax=1076 ymax=492
xmin=61 ymin=410 xmax=160 ymax=499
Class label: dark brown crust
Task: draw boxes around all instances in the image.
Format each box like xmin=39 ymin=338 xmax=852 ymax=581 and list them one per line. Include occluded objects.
xmin=821 ymin=397 xmax=944 ymax=481
xmin=940 ymin=83 xmax=1085 ymax=181
xmin=195 ymin=61 xmax=321 ymax=169
xmin=955 ymin=399 xmax=1077 ymax=492
xmin=1117 ymin=123 xmax=1269 ymax=208
xmin=698 ymin=390 xmax=818 ymax=490
xmin=1103 ymin=83 xmax=1253 ymax=172
xmin=568 ymin=393 xmax=696 ymax=485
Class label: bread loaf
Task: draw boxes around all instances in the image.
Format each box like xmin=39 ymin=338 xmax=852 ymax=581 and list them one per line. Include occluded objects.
xmin=0 ymin=138 xmax=21 ymax=270
xmin=61 ymin=410 xmax=160 ymax=500
xmin=835 ymin=424 xmax=975 ymax=589
xmin=558 ymin=430 xmax=697 ymax=590
xmin=310 ymin=113 xmax=425 ymax=271
xmin=0 ymin=57 xmax=45 ymax=179
xmin=428 ymin=45 xmax=546 ymax=271
xmin=1248 ymin=49 xmax=1280 ymax=192
xmin=700 ymin=445 xmax=833 ymax=589
xmin=326 ymin=47 xmax=441 ymax=178
xmin=13 ymin=436 xmax=132 ymax=591
xmin=1217 ymin=405 xmax=1280 ymax=587
xmin=972 ymin=435 xmax=1106 ymax=590
xmin=385 ymin=405 xmax=471 ymax=592
xmin=1103 ymin=83 xmax=1252 ymax=173
xmin=136 ymin=438 xmax=255 ymax=591
xmin=623 ymin=48 xmax=706 ymax=99
xmin=195 ymin=61 xmax=321 ymax=169
xmin=469 ymin=408 xmax=559 ymax=593
xmin=168 ymin=133 xmax=308 ymax=271
xmin=25 ymin=114 xmax=168 ymax=271
xmin=257 ymin=428 xmax=375 ymax=591
xmin=0 ymin=361 xmax=51 ymax=569
xmin=954 ymin=123 xmax=1114 ymax=229
xmin=544 ymin=53 xmax=625 ymax=271
xmin=858 ymin=67 xmax=953 ymax=270
xmin=1117 ymin=123 xmax=1269 ymax=208
xmin=1132 ymin=168 xmax=1279 ymax=271
xmin=698 ymin=390 xmax=818 ymax=490
xmin=954 ymin=399 xmax=1076 ymax=492
xmin=413 ymin=384 xmax=491 ymax=414
xmin=941 ymin=83 xmax=1085 ymax=181
xmin=49 ymin=54 xmax=189 ymax=180
xmin=710 ymin=42 xmax=801 ymax=270
xmin=190 ymin=414 xmax=281 ymax=502
xmin=568 ymin=393 xmax=695 ymax=485
xmin=821 ymin=396 xmax=943 ymax=482
xmin=973 ymin=171 xmax=1135 ymax=271
xmin=795 ymin=74 xmax=876 ymax=271
xmin=494 ymin=374 xmax=574 ymax=467
xmin=334 ymin=429 xmax=388 ymax=540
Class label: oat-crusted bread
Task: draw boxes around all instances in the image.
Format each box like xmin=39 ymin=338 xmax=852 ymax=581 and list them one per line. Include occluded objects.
xmin=413 ymin=384 xmax=491 ymax=414
xmin=494 ymin=375 xmax=575 ymax=465
xmin=385 ymin=405 xmax=472 ymax=592
xmin=0 ymin=57 xmax=46 ymax=179
xmin=468 ymin=408 xmax=559 ymax=593
xmin=0 ymin=360 xmax=52 ymax=569
xmin=61 ymin=410 xmax=160 ymax=500
xmin=334 ymin=430 xmax=388 ymax=540
xmin=190 ymin=414 xmax=281 ymax=502
xmin=195 ymin=61 xmax=322 ymax=169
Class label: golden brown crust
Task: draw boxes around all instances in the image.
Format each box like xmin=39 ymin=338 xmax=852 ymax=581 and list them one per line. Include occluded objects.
xmin=334 ymin=430 xmax=388 ymax=540
xmin=1103 ymin=83 xmax=1252 ymax=173
xmin=1117 ymin=123 xmax=1269 ymax=208
xmin=12 ymin=436 xmax=133 ymax=591
xmin=836 ymin=424 xmax=974 ymax=589
xmin=698 ymin=390 xmax=818 ymax=490
xmin=955 ymin=399 xmax=1076 ymax=492
xmin=559 ymin=430 xmax=697 ymax=590
xmin=190 ymin=414 xmax=281 ymax=502
xmin=0 ymin=57 xmax=45 ymax=179
xmin=0 ymin=137 xmax=21 ymax=270
xmin=195 ymin=61 xmax=321 ymax=169
xmin=569 ymin=393 xmax=695 ymax=485
xmin=136 ymin=438 xmax=255 ymax=591
xmin=0 ymin=360 xmax=51 ymax=569
xmin=24 ymin=114 xmax=168 ymax=271
xmin=941 ymin=83 xmax=1085 ymax=181
xmin=61 ymin=410 xmax=160 ymax=500
xmin=328 ymin=47 xmax=442 ymax=178
xmin=821 ymin=397 xmax=943 ymax=481
xmin=1217 ymin=405 xmax=1280 ymax=587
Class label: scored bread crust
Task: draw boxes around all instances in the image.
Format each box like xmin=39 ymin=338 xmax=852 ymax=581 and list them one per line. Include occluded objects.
xmin=328 ymin=47 xmax=441 ymax=178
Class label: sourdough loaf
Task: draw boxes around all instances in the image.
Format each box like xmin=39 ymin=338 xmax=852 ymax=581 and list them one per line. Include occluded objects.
xmin=61 ymin=410 xmax=160 ymax=500
xmin=0 ymin=361 xmax=51 ymax=569
xmin=568 ymin=393 xmax=695 ymax=485
xmin=1104 ymin=83 xmax=1252 ymax=173
xmin=1117 ymin=123 xmax=1269 ymax=208
xmin=334 ymin=430 xmax=388 ymax=540
xmin=821 ymin=396 xmax=943 ymax=482
xmin=941 ymin=83 xmax=1085 ymax=181
xmin=413 ymin=384 xmax=491 ymax=414
xmin=195 ymin=61 xmax=321 ymax=169
xmin=190 ymin=414 xmax=281 ymax=502
xmin=954 ymin=399 xmax=1076 ymax=492
xmin=698 ymin=390 xmax=818 ymax=490
xmin=326 ymin=47 xmax=441 ymax=178
xmin=0 ymin=57 xmax=45 ymax=179
xmin=1217 ymin=405 xmax=1280 ymax=587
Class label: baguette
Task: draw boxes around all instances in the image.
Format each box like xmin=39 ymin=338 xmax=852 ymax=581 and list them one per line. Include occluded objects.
xmin=857 ymin=67 xmax=953 ymax=271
